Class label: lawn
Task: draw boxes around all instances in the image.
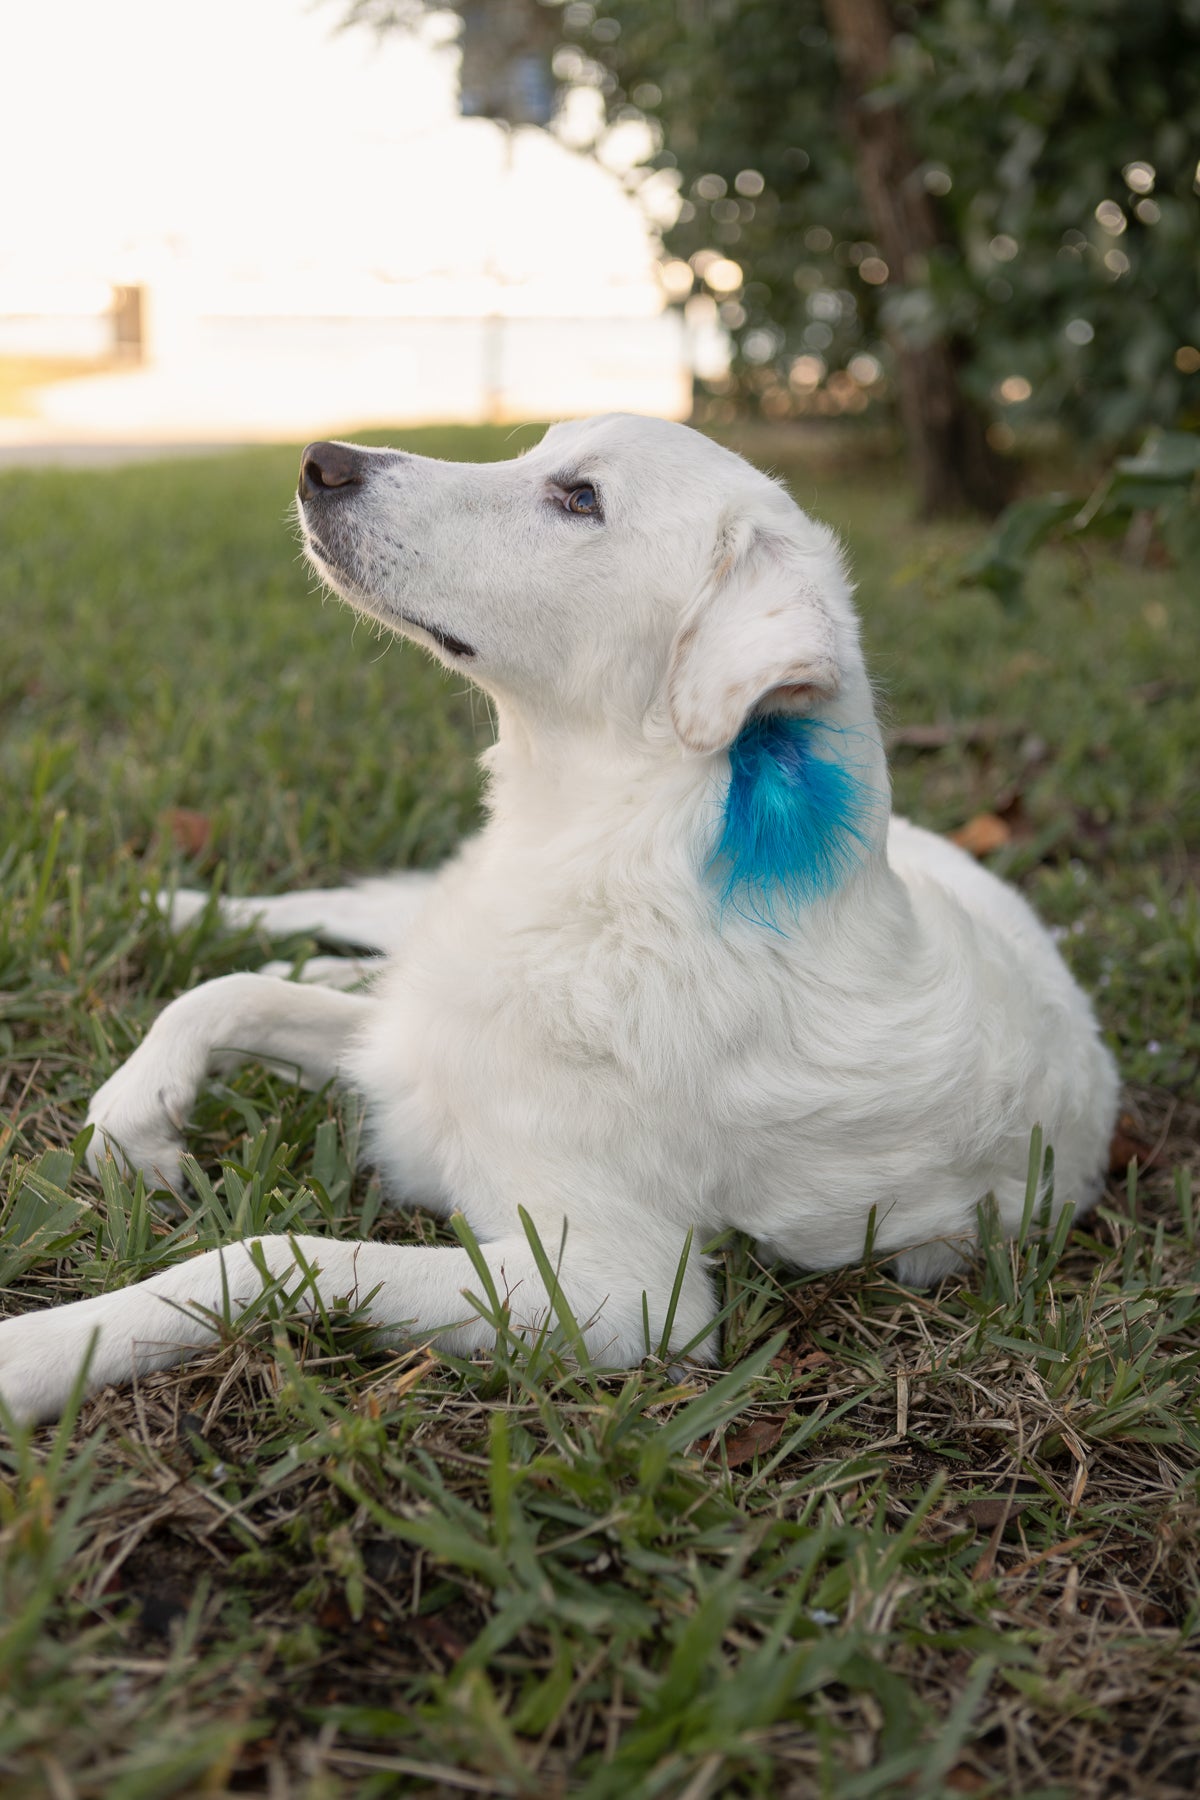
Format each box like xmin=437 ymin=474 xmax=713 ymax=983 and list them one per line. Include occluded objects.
xmin=0 ymin=424 xmax=1197 ymax=1799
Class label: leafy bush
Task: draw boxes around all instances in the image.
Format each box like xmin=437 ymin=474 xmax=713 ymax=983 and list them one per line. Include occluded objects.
xmin=963 ymin=428 xmax=1200 ymax=608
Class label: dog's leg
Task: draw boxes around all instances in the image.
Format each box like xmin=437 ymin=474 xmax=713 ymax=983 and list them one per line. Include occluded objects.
xmin=0 ymin=1227 xmax=717 ymax=1425
xmin=86 ymin=975 xmax=373 ymax=1191
xmin=160 ymin=872 xmax=438 ymax=954
xmin=256 ymin=954 xmax=378 ymax=989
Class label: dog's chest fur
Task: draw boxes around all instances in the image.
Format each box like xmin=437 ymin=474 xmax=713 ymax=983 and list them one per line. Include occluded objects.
xmin=341 ymin=800 xmax=1093 ymax=1284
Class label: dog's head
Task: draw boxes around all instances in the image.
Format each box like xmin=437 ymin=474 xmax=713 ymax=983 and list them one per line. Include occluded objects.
xmin=299 ymin=415 xmax=886 ymax=908
xmin=298 ymin=415 xmax=872 ymax=753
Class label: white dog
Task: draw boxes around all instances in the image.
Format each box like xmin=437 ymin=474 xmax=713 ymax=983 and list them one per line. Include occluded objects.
xmin=0 ymin=416 xmax=1118 ymax=1423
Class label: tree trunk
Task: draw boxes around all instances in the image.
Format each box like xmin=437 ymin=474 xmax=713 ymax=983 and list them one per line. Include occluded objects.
xmin=822 ymin=0 xmax=1010 ymax=518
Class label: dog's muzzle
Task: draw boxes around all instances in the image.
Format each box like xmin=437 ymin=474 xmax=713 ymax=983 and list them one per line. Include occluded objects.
xmin=297 ymin=442 xmax=478 ymax=661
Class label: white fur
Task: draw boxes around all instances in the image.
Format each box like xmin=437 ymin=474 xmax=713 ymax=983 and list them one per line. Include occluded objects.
xmin=0 ymin=416 xmax=1118 ymax=1423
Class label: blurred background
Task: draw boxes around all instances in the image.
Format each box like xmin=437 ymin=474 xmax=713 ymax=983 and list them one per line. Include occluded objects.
xmin=3 ymin=0 xmax=1196 ymax=517
xmin=0 ymin=0 xmax=702 ymax=453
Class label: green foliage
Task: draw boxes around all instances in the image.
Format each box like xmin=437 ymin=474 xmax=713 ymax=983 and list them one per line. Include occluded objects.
xmin=557 ymin=0 xmax=1200 ymax=447
xmin=889 ymin=0 xmax=1200 ymax=442
xmin=964 ymin=427 xmax=1200 ymax=607
xmin=960 ymin=492 xmax=1083 ymax=610
xmin=0 ymin=1147 xmax=94 ymax=1285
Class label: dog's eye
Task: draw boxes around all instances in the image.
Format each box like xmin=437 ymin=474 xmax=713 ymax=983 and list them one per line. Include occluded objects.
xmin=565 ymin=485 xmax=601 ymax=517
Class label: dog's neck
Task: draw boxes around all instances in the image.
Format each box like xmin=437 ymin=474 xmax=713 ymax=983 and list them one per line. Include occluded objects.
xmin=482 ymin=708 xmax=709 ymax=843
xmin=478 ymin=699 xmax=896 ymax=931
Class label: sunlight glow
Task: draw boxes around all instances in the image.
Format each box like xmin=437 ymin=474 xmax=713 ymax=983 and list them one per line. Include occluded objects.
xmin=0 ymin=0 xmax=694 ymax=441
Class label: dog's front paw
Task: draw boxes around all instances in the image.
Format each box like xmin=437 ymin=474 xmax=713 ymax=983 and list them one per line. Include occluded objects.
xmin=86 ymin=1060 xmax=189 ymax=1193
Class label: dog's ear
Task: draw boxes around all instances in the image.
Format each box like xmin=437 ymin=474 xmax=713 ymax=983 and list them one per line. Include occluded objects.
xmin=667 ymin=517 xmax=844 ymax=755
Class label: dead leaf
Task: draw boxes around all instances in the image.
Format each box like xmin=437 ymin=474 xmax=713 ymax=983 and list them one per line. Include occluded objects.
xmin=721 ymin=1417 xmax=785 ymax=1469
xmin=944 ymin=1765 xmax=989 ymax=1794
xmin=162 ymin=807 xmax=212 ymax=858
xmin=771 ymin=1348 xmax=833 ymax=1378
xmin=317 ymin=1594 xmax=352 ymax=1631
xmin=951 ymin=812 xmax=1012 ymax=858
xmin=1082 ymin=1593 xmax=1172 ymax=1627
xmin=1108 ymin=1115 xmax=1166 ymax=1175
xmin=965 ymin=1496 xmax=1032 ymax=1530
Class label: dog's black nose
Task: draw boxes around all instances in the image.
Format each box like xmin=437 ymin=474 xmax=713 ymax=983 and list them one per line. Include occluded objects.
xmin=299 ymin=442 xmax=366 ymax=502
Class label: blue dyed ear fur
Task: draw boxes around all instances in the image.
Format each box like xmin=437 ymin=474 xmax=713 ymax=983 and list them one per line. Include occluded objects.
xmin=709 ymin=715 xmax=877 ymax=921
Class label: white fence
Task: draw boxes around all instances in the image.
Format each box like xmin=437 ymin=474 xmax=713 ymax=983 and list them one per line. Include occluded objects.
xmin=0 ymin=300 xmax=693 ymax=436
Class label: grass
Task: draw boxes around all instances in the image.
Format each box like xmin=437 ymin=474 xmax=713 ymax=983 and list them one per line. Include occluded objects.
xmin=0 ymin=422 xmax=1198 ymax=1798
